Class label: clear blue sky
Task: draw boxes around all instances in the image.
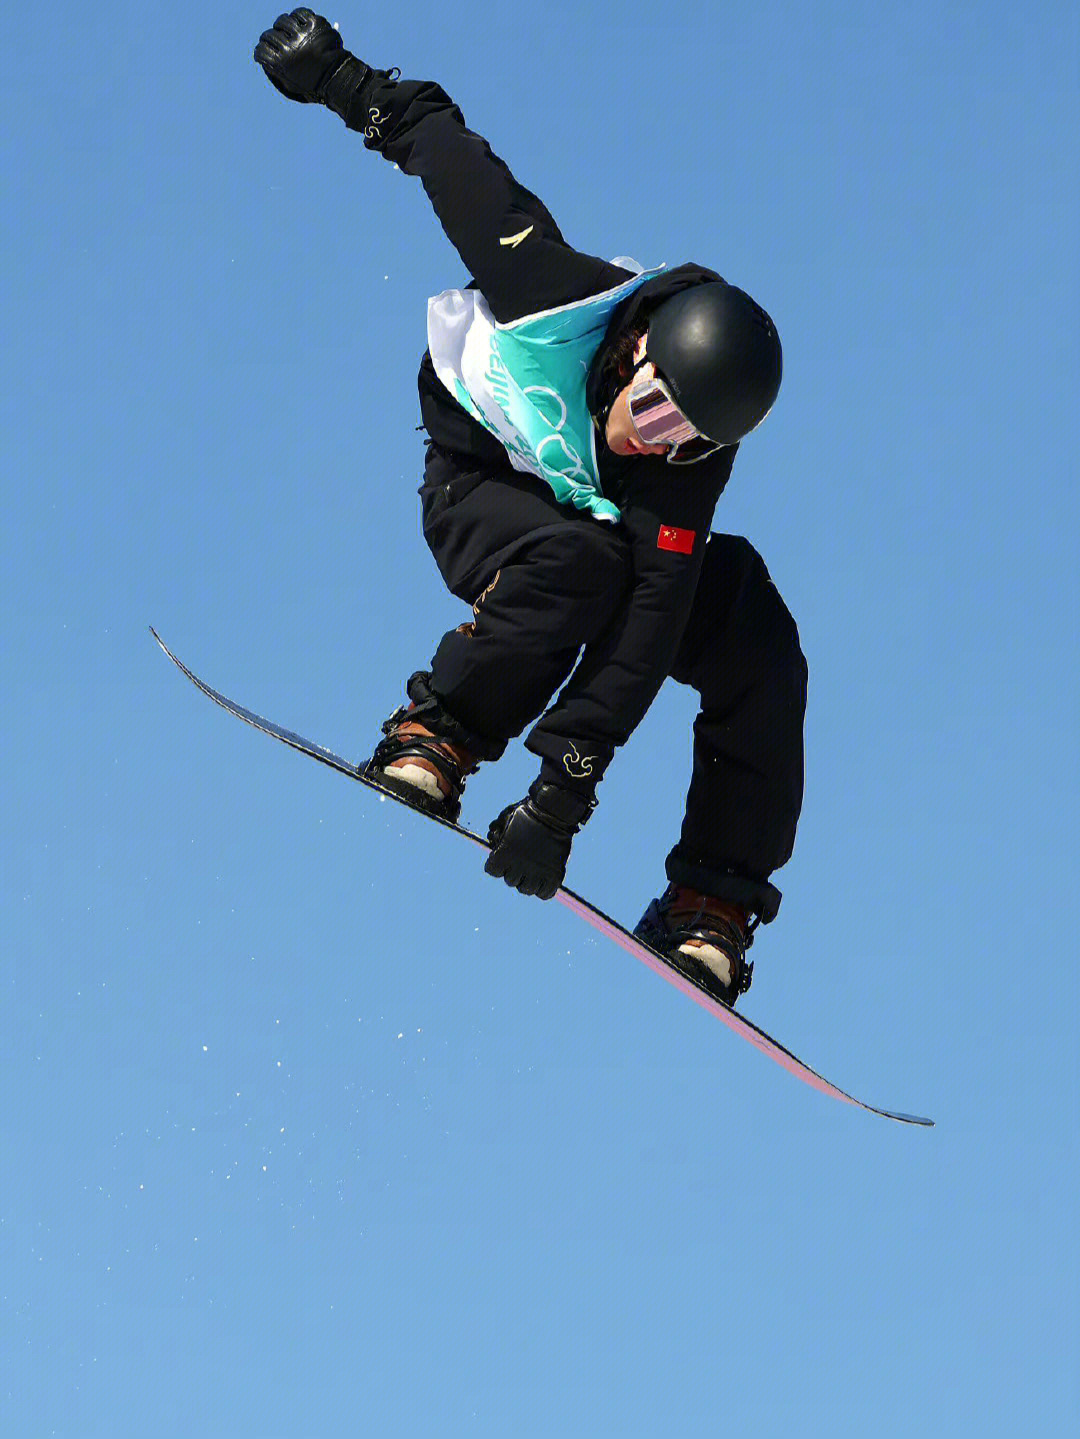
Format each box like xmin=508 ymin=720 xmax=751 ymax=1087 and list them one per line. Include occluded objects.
xmin=3 ymin=3 xmax=1078 ymax=1435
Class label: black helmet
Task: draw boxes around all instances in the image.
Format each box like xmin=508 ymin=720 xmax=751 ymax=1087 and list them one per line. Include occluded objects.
xmin=646 ymin=282 xmax=783 ymax=446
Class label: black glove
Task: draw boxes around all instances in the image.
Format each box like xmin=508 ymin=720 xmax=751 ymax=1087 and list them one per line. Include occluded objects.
xmin=485 ymin=780 xmax=596 ymax=901
xmin=254 ymin=10 xmax=348 ymax=102
xmin=255 ymin=9 xmax=398 ymax=135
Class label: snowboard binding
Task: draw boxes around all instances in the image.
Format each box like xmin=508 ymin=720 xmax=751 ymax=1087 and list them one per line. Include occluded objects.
xmin=634 ymin=883 xmax=758 ymax=1007
xmin=364 ymin=672 xmax=487 ymax=824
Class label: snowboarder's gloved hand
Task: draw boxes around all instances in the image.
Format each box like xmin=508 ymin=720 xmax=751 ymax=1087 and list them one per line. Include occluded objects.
xmin=485 ymin=779 xmax=596 ymax=901
xmin=254 ymin=9 xmax=391 ymax=127
xmin=254 ymin=10 xmax=346 ymax=102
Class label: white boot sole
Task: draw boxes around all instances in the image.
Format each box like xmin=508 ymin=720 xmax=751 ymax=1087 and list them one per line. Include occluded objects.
xmin=679 ymin=941 xmax=733 ymax=989
xmin=383 ymin=762 xmax=444 ymax=800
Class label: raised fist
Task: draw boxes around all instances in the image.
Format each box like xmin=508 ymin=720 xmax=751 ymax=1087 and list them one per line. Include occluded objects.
xmin=254 ymin=9 xmax=346 ymax=103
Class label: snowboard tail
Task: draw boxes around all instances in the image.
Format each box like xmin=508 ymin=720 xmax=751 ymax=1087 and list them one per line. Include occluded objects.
xmin=150 ymin=628 xmax=933 ymax=1127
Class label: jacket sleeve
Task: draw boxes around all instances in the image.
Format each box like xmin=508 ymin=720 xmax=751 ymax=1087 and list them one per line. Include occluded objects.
xmin=523 ymin=447 xmax=738 ymax=790
xmin=356 ymin=75 xmax=628 ymax=322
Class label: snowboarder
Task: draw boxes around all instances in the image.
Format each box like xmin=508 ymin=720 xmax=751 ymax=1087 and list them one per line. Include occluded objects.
xmin=254 ymin=10 xmax=808 ymax=1007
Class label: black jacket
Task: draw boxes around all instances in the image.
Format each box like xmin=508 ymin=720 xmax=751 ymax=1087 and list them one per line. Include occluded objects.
xmin=359 ymin=76 xmax=744 ymax=782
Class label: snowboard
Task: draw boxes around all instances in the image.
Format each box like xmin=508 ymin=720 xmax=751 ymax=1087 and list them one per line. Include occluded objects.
xmin=151 ymin=628 xmax=933 ymax=1127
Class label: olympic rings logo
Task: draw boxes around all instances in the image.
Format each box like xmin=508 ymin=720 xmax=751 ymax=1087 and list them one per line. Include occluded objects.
xmin=523 ymin=385 xmax=592 ymax=486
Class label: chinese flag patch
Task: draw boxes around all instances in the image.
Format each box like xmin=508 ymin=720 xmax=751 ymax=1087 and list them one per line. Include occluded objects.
xmin=657 ymin=524 xmax=696 ymax=554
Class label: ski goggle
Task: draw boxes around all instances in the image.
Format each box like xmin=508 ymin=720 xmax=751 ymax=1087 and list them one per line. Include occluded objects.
xmin=627 ymin=367 xmax=724 ymax=465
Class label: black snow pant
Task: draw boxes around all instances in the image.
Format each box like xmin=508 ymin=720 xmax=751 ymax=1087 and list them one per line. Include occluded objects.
xmin=414 ymin=443 xmax=807 ymax=918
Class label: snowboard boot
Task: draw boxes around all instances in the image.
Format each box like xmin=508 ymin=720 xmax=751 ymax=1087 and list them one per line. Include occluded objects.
xmin=634 ymin=883 xmax=757 ymax=1006
xmin=366 ymin=703 xmax=478 ymax=824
